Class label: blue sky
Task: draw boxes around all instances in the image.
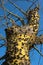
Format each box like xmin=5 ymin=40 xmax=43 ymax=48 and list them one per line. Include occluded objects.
xmin=0 ymin=0 xmax=43 ymax=65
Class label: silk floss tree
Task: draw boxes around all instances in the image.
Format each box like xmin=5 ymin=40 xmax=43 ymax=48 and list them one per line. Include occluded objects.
xmin=0 ymin=0 xmax=43 ymax=65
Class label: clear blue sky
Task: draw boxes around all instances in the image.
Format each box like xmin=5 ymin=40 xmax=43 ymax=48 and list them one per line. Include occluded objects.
xmin=0 ymin=0 xmax=43 ymax=65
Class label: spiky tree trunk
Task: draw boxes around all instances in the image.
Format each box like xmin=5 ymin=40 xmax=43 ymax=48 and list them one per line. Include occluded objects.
xmin=5 ymin=26 xmax=31 ymax=65
xmin=3 ymin=25 xmax=43 ymax=65
xmin=2 ymin=5 xmax=41 ymax=65
xmin=0 ymin=0 xmax=43 ymax=65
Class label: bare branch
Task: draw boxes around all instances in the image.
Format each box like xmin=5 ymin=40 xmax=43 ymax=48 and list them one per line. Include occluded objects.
xmin=38 ymin=44 xmax=42 ymax=65
xmin=33 ymin=35 xmax=43 ymax=56
xmin=0 ymin=13 xmax=10 ymax=21
xmin=34 ymin=46 xmax=43 ymax=56
xmin=0 ymin=43 xmax=7 ymax=48
xmin=3 ymin=6 xmax=25 ymax=25
xmin=35 ymin=35 xmax=43 ymax=44
xmin=7 ymin=17 xmax=15 ymax=25
xmin=37 ymin=30 xmax=43 ymax=35
xmin=0 ymin=54 xmax=6 ymax=60
xmin=1 ymin=0 xmax=25 ymax=25
xmin=8 ymin=0 xmax=27 ymax=16
xmin=0 ymin=34 xmax=6 ymax=41
xmin=39 ymin=35 xmax=43 ymax=43
xmin=26 ymin=0 xmax=38 ymax=13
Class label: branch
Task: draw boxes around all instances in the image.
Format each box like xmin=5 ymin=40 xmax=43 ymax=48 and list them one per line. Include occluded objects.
xmin=35 ymin=35 xmax=43 ymax=44
xmin=0 ymin=43 xmax=7 ymax=48
xmin=33 ymin=35 xmax=43 ymax=57
xmin=7 ymin=17 xmax=15 ymax=25
xmin=5 ymin=17 xmax=22 ymax=27
xmin=34 ymin=46 xmax=43 ymax=56
xmin=3 ymin=6 xmax=25 ymax=25
xmin=39 ymin=35 xmax=43 ymax=43
xmin=37 ymin=30 xmax=43 ymax=35
xmin=0 ymin=35 xmax=7 ymax=48
xmin=8 ymin=0 xmax=27 ymax=16
xmin=38 ymin=44 xmax=42 ymax=65
xmin=1 ymin=0 xmax=25 ymax=25
xmin=0 ymin=13 xmax=10 ymax=21
xmin=0 ymin=54 xmax=6 ymax=60
xmin=0 ymin=35 xmax=6 ymax=41
xmin=26 ymin=0 xmax=38 ymax=13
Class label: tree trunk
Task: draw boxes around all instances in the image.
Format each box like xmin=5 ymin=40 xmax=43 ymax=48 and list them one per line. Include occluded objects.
xmin=5 ymin=27 xmax=31 ymax=65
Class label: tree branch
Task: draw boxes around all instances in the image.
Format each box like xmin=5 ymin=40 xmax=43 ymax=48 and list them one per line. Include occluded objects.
xmin=8 ymin=0 xmax=27 ymax=16
xmin=0 ymin=54 xmax=6 ymax=60
xmin=0 ymin=13 xmax=10 ymax=21
xmin=0 ymin=35 xmax=7 ymax=48
xmin=1 ymin=0 xmax=25 ymax=25
xmin=3 ymin=6 xmax=25 ymax=25
xmin=0 ymin=35 xmax=6 ymax=41
xmin=35 ymin=35 xmax=43 ymax=44
xmin=0 ymin=43 xmax=7 ymax=48
xmin=26 ymin=0 xmax=38 ymax=13
xmin=33 ymin=46 xmax=43 ymax=56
